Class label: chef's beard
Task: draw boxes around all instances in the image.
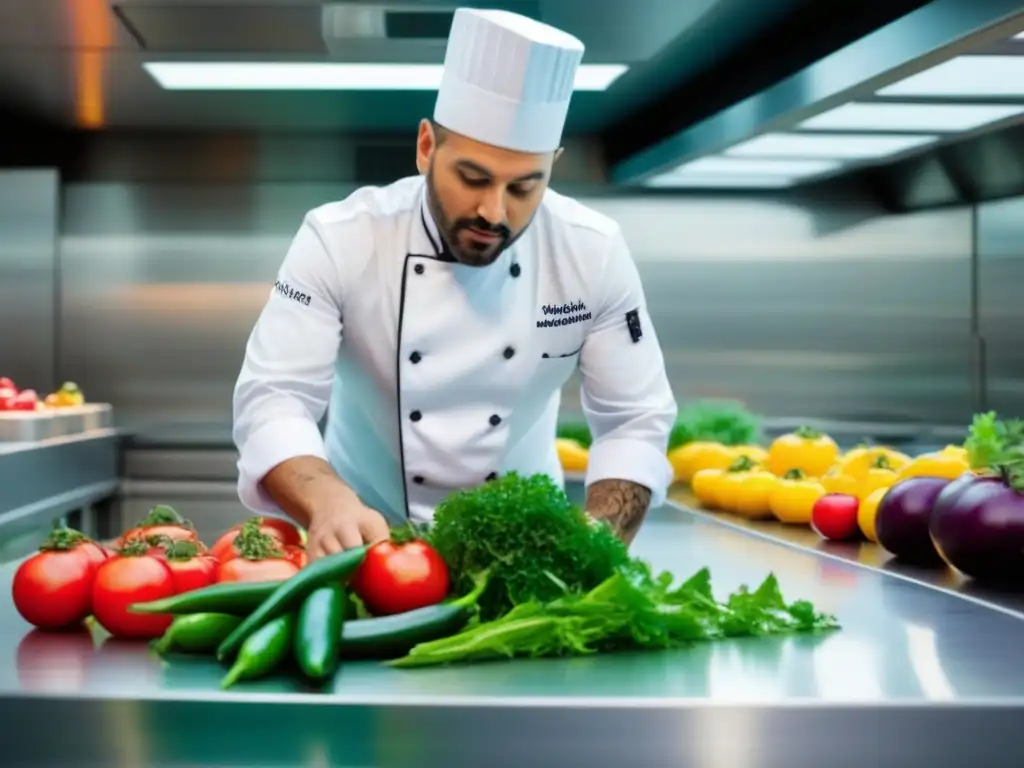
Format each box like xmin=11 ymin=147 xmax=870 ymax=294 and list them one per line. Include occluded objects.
xmin=425 ymin=167 xmax=513 ymax=267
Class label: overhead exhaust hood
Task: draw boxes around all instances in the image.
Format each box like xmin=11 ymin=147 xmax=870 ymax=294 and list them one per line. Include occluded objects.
xmin=611 ymin=0 xmax=1024 ymax=195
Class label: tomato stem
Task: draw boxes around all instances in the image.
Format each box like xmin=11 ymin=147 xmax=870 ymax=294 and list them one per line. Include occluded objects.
xmin=164 ymin=539 xmax=201 ymax=561
xmin=235 ymin=518 xmax=284 ymax=561
xmin=793 ymin=426 xmax=822 ymax=440
xmin=120 ymin=538 xmax=151 ymax=557
xmin=138 ymin=504 xmax=185 ymax=527
xmin=39 ymin=527 xmax=90 ymax=552
xmin=783 ymin=469 xmax=806 ymax=480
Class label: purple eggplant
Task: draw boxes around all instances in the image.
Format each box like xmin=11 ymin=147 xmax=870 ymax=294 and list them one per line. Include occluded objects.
xmin=929 ymin=473 xmax=1024 ymax=583
xmin=875 ymin=476 xmax=951 ymax=565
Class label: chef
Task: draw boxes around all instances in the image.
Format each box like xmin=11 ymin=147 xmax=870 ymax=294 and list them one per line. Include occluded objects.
xmin=232 ymin=7 xmax=678 ymax=560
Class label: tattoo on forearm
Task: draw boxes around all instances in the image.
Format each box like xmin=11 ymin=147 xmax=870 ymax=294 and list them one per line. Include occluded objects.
xmin=586 ymin=479 xmax=652 ymax=544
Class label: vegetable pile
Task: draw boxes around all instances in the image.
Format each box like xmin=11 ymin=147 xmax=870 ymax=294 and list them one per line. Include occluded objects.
xmin=556 ymin=399 xmax=762 ymax=475
xmin=677 ymin=408 xmax=1024 ymax=587
xmin=10 ymin=473 xmax=838 ymax=687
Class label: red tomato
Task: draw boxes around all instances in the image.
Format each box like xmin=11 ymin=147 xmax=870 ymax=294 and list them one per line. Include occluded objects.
xmin=77 ymin=541 xmax=110 ymax=570
xmin=12 ymin=548 xmax=95 ymax=630
xmin=237 ymin=516 xmax=303 ymax=548
xmin=350 ymin=540 xmax=449 ymax=616
xmin=8 ymin=390 xmax=38 ymax=411
xmin=284 ymin=545 xmax=307 ymax=569
xmin=0 ymin=383 xmax=16 ymax=409
xmin=811 ymin=494 xmax=861 ymax=541
xmin=209 ymin=524 xmax=290 ymax=561
xmin=92 ymin=554 xmax=176 ymax=638
xmin=216 ymin=556 xmax=299 ymax=583
xmin=165 ymin=553 xmax=217 ymax=594
xmin=117 ymin=524 xmax=200 ymax=550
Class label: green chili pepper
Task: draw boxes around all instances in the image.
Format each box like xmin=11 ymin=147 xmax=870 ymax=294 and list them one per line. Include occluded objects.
xmin=220 ymin=613 xmax=296 ymax=690
xmin=130 ymin=580 xmax=283 ymax=616
xmin=294 ymin=584 xmax=345 ymax=684
xmin=153 ymin=613 xmax=243 ymax=656
xmin=216 ymin=546 xmax=367 ymax=662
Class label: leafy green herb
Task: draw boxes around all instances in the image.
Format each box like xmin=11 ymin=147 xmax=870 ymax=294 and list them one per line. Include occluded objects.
xmin=426 ymin=473 xmax=630 ymax=620
xmin=965 ymin=411 xmax=1024 ymax=469
xmin=390 ymin=564 xmax=838 ymax=668
xmin=668 ymin=400 xmax=762 ymax=450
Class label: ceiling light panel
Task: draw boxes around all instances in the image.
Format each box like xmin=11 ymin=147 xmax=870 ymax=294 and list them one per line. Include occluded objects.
xmin=643 ymin=174 xmax=797 ymax=189
xmin=143 ymin=62 xmax=628 ymax=91
xmin=676 ymin=156 xmax=841 ymax=176
xmin=799 ymin=102 xmax=1024 ymax=132
xmin=877 ymin=55 xmax=1024 ymax=98
xmin=727 ymin=132 xmax=938 ymax=159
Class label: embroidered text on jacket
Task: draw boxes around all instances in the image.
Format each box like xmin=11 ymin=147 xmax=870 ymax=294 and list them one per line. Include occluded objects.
xmin=537 ymin=300 xmax=591 ymax=328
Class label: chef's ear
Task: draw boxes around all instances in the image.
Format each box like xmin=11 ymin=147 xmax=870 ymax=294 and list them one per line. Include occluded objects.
xmin=416 ymin=118 xmax=442 ymax=174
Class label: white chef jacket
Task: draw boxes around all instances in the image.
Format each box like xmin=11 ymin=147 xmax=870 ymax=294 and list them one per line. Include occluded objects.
xmin=232 ymin=175 xmax=677 ymax=524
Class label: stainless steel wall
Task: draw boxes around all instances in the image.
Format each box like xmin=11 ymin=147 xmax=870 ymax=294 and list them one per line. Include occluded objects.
xmin=0 ymin=169 xmax=59 ymax=394
xmin=977 ymin=196 xmax=1024 ymax=417
xmin=58 ymin=178 xmax=975 ymax=437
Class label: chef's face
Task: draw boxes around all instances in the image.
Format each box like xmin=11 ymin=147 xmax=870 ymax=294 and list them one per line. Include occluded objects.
xmin=417 ymin=119 xmax=560 ymax=267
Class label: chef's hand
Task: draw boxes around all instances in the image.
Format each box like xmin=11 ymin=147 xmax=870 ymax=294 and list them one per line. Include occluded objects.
xmin=306 ymin=500 xmax=390 ymax=560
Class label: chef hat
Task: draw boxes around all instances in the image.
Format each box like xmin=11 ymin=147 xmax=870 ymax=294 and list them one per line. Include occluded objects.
xmin=433 ymin=8 xmax=585 ymax=153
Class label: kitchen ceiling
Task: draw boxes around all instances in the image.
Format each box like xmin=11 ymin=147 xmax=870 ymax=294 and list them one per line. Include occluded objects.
xmin=0 ymin=0 xmax=932 ymax=139
xmin=615 ymin=0 xmax=1024 ymax=195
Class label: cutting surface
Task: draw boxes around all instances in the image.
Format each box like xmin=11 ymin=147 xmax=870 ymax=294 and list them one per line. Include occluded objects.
xmin=2 ymin=500 xmax=1024 ymax=705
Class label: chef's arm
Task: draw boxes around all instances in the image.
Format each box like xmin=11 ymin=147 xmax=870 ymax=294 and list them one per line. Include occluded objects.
xmin=578 ymin=228 xmax=678 ymax=543
xmin=232 ymin=214 xmax=354 ymax=524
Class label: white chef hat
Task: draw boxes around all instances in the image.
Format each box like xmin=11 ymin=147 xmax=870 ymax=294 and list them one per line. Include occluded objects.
xmin=433 ymin=8 xmax=585 ymax=154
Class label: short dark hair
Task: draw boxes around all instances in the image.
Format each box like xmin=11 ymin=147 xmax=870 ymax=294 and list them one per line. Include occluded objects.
xmin=430 ymin=119 xmax=449 ymax=146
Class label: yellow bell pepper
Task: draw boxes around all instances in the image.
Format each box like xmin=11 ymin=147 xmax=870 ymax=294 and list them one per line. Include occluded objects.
xmin=713 ymin=455 xmax=760 ymax=512
xmin=820 ymin=465 xmax=860 ymax=497
xmin=733 ymin=470 xmax=782 ymax=520
xmin=767 ymin=426 xmax=839 ymax=477
xmin=839 ymin=445 xmax=911 ymax=479
xmin=56 ymin=381 xmax=85 ymax=407
xmin=769 ymin=470 xmax=826 ymax=524
xmin=857 ymin=486 xmax=888 ymax=543
xmin=730 ymin=444 xmax=769 ymax=465
xmin=896 ymin=449 xmax=971 ymax=481
xmin=669 ymin=441 xmax=736 ymax=483
xmin=692 ymin=467 xmax=725 ymax=509
xmin=555 ymin=438 xmax=589 ymax=473
xmin=857 ymin=454 xmax=899 ymax=500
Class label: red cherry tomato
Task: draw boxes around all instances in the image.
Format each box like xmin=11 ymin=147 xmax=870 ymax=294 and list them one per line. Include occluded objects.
xmin=209 ymin=525 xmax=287 ymax=561
xmin=164 ymin=552 xmax=217 ymax=594
xmin=91 ymin=553 xmax=176 ymax=639
xmin=0 ymin=376 xmax=15 ymax=390
xmin=77 ymin=541 xmax=111 ymax=570
xmin=8 ymin=390 xmax=38 ymax=411
xmin=284 ymin=545 xmax=307 ymax=569
xmin=350 ymin=540 xmax=449 ymax=616
xmin=117 ymin=523 xmax=200 ymax=551
xmin=216 ymin=556 xmax=299 ymax=583
xmin=811 ymin=493 xmax=861 ymax=541
xmin=240 ymin=516 xmax=303 ymax=548
xmin=12 ymin=547 xmax=96 ymax=630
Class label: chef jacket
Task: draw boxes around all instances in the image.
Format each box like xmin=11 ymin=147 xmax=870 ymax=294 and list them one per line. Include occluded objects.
xmin=232 ymin=174 xmax=678 ymax=524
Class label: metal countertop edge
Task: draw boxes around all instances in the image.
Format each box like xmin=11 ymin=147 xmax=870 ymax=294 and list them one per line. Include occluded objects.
xmin=19 ymin=690 xmax=1024 ymax=709
xmin=659 ymin=498 xmax=1024 ymax=623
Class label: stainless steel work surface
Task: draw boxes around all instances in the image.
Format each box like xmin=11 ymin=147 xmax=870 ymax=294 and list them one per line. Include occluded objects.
xmin=2 ymin=501 xmax=1024 ymax=767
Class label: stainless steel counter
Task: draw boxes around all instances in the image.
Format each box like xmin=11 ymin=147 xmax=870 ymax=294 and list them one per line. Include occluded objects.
xmin=2 ymin=487 xmax=1024 ymax=767
xmin=0 ymin=430 xmax=121 ymax=563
